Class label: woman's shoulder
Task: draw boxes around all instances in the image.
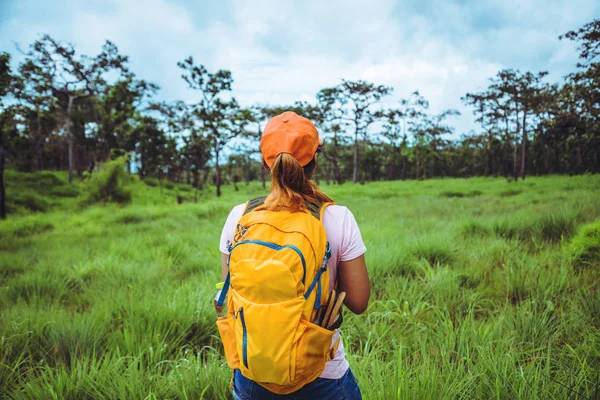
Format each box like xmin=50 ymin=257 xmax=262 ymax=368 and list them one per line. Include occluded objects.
xmin=323 ymin=204 xmax=359 ymax=225
xmin=323 ymin=204 xmax=352 ymax=216
xmin=224 ymin=203 xmax=246 ymax=222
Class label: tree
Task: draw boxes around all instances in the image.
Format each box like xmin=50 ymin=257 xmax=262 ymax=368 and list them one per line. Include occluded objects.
xmin=561 ymin=19 xmax=600 ymax=172
xmin=462 ymin=89 xmax=505 ymax=176
xmin=468 ymin=69 xmax=548 ymax=180
xmin=177 ymin=57 xmax=252 ymax=196
xmin=94 ymin=75 xmax=158 ymax=165
xmin=20 ymin=34 xmax=129 ymax=182
xmin=0 ymin=52 xmax=13 ymax=219
xmin=11 ymin=58 xmax=57 ymax=171
xmin=561 ymin=19 xmax=600 ymax=67
xmin=516 ymin=71 xmax=548 ymax=179
xmin=319 ymin=80 xmax=392 ymax=183
xmin=129 ymin=116 xmax=172 ymax=180
xmin=383 ymin=91 xmax=429 ymax=180
xmin=150 ymin=100 xmax=205 ymax=186
xmin=313 ymin=90 xmax=347 ymax=184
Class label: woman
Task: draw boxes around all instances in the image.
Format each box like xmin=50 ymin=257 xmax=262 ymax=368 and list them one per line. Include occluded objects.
xmin=219 ymin=111 xmax=370 ymax=399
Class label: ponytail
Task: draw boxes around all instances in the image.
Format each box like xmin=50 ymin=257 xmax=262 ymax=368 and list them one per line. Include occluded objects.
xmin=263 ymin=153 xmax=333 ymax=212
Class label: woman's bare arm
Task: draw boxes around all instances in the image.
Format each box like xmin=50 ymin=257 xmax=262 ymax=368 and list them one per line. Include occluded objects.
xmin=337 ymin=254 xmax=370 ymax=314
xmin=221 ymin=253 xmax=229 ymax=281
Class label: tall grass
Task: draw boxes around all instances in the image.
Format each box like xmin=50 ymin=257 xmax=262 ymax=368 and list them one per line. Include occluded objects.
xmin=1 ymin=174 xmax=600 ymax=399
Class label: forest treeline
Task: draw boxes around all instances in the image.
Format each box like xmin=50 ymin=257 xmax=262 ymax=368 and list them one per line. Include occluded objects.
xmin=0 ymin=19 xmax=598 ymax=214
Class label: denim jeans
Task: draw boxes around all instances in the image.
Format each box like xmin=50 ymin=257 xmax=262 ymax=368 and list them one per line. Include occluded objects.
xmin=232 ymin=368 xmax=362 ymax=400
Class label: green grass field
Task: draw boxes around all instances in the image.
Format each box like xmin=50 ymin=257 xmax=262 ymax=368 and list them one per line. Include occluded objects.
xmin=1 ymin=172 xmax=600 ymax=399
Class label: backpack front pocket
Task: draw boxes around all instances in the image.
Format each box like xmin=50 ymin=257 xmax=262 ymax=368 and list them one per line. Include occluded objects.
xmin=292 ymin=319 xmax=335 ymax=384
xmin=232 ymin=292 xmax=304 ymax=386
xmin=216 ymin=316 xmax=239 ymax=369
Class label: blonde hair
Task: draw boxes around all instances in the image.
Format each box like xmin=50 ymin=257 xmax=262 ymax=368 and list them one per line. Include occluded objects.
xmin=263 ymin=153 xmax=333 ymax=212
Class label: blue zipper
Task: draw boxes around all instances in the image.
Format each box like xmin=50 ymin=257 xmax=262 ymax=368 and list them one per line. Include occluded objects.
xmin=239 ymin=308 xmax=249 ymax=368
xmin=229 ymin=239 xmax=307 ymax=284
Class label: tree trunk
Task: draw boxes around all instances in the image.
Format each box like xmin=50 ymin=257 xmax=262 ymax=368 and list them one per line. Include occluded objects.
xmin=0 ymin=147 xmax=5 ymax=220
xmin=486 ymin=130 xmax=492 ymax=177
xmin=416 ymin=146 xmax=421 ymax=180
xmin=512 ymin=107 xmax=520 ymax=181
xmin=33 ymin=108 xmax=42 ymax=171
xmin=185 ymin=155 xmax=191 ymax=185
xmin=520 ymin=109 xmax=527 ymax=180
xmin=504 ymin=117 xmax=511 ymax=178
xmin=544 ymin=144 xmax=550 ymax=175
xmin=352 ymin=130 xmax=359 ymax=184
xmin=389 ymin=146 xmax=396 ymax=180
xmin=65 ymin=95 xmax=75 ymax=183
xmin=576 ymin=145 xmax=582 ymax=172
xmin=401 ymin=157 xmax=406 ymax=181
xmin=429 ymin=157 xmax=434 ymax=179
xmin=193 ymin=168 xmax=200 ymax=189
xmin=215 ymin=145 xmax=221 ymax=197
xmin=321 ymin=147 xmax=342 ymax=185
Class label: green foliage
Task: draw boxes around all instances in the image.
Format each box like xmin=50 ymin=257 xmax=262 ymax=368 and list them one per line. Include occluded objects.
xmin=568 ymin=220 xmax=600 ymax=270
xmin=498 ymin=189 xmax=522 ymax=197
xmin=0 ymin=175 xmax=599 ymax=399
xmin=143 ymin=177 xmax=159 ymax=187
xmin=440 ymin=190 xmax=483 ymax=198
xmin=458 ymin=220 xmax=491 ymax=237
xmin=80 ymin=158 xmax=132 ymax=206
xmin=163 ymin=181 xmax=174 ymax=190
xmin=9 ymin=193 xmax=48 ymax=213
xmin=409 ymin=235 xmax=455 ymax=266
xmin=534 ymin=212 xmax=578 ymax=243
xmin=49 ymin=185 xmax=79 ymax=198
xmin=4 ymin=170 xmax=77 ymax=214
xmin=0 ymin=216 xmax=54 ymax=240
xmin=493 ymin=211 xmax=579 ymax=245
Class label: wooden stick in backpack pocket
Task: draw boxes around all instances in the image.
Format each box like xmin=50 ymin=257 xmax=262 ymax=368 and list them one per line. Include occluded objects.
xmin=325 ymin=292 xmax=346 ymax=329
xmin=320 ymin=289 xmax=336 ymax=328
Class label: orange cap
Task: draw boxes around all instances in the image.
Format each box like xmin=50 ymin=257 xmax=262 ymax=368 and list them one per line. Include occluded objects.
xmin=260 ymin=111 xmax=320 ymax=168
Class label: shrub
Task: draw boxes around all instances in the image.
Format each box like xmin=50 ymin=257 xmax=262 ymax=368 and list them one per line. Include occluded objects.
xmin=177 ymin=185 xmax=193 ymax=193
xmin=11 ymin=193 xmax=48 ymax=212
xmin=115 ymin=214 xmax=145 ymax=224
xmin=409 ymin=236 xmax=455 ymax=266
xmin=440 ymin=190 xmax=483 ymax=198
xmin=534 ymin=212 xmax=578 ymax=243
xmin=440 ymin=191 xmax=464 ymax=198
xmin=143 ymin=178 xmax=159 ymax=187
xmin=19 ymin=171 xmax=64 ymax=187
xmin=2 ymin=219 xmax=55 ymax=238
xmin=499 ymin=189 xmax=522 ymax=197
xmin=80 ymin=157 xmax=132 ymax=206
xmin=163 ymin=181 xmax=175 ymax=190
xmin=458 ymin=220 xmax=491 ymax=237
xmin=49 ymin=185 xmax=80 ymax=198
xmin=568 ymin=220 xmax=600 ymax=271
xmin=493 ymin=219 xmax=531 ymax=241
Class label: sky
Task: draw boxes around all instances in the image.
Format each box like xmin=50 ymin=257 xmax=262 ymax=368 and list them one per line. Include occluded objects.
xmin=0 ymin=0 xmax=597 ymax=136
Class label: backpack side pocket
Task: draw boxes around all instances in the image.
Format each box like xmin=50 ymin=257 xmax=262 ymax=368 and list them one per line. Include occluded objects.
xmin=216 ymin=316 xmax=240 ymax=369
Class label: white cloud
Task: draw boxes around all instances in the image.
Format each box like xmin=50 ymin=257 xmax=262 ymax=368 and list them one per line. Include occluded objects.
xmin=1 ymin=0 xmax=597 ymax=138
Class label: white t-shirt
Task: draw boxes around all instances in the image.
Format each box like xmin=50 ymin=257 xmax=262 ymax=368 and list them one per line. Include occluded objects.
xmin=219 ymin=203 xmax=367 ymax=379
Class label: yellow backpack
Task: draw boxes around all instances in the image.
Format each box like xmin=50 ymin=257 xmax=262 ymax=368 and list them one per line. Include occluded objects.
xmin=216 ymin=197 xmax=340 ymax=394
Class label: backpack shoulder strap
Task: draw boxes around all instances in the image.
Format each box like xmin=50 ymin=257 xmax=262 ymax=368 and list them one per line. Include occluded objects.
xmin=243 ymin=196 xmax=267 ymax=216
xmin=244 ymin=196 xmax=334 ymax=221
xmin=306 ymin=201 xmax=334 ymax=221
